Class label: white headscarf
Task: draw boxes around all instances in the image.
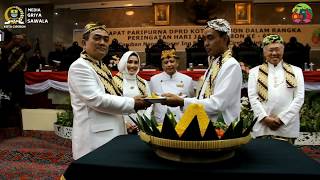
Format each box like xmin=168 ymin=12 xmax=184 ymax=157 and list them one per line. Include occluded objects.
xmin=117 ymin=51 xmax=141 ymax=79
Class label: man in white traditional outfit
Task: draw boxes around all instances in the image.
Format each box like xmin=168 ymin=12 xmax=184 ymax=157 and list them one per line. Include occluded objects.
xmin=68 ymin=22 xmax=150 ymax=160
xmin=162 ymin=19 xmax=242 ymax=125
xmin=247 ymin=34 xmax=305 ymax=144
xmin=150 ymin=49 xmax=195 ymax=122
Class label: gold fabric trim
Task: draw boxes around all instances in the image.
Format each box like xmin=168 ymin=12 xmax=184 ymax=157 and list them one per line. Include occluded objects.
xmin=257 ymin=62 xmax=297 ymax=102
xmin=8 ymin=47 xmax=25 ymax=72
xmin=197 ymin=49 xmax=232 ymax=99
xmin=257 ymin=63 xmax=268 ymax=102
xmin=136 ymin=75 xmax=148 ymax=96
xmin=283 ymin=62 xmax=297 ymax=88
xmin=81 ymin=53 xmax=122 ymax=96
xmin=113 ymin=72 xmax=147 ymax=96
xmin=113 ymin=72 xmax=124 ymax=94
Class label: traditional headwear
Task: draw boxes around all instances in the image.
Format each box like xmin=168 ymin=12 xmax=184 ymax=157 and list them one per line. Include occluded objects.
xmin=83 ymin=22 xmax=108 ymax=35
xmin=205 ymin=19 xmax=231 ymax=37
xmin=161 ymin=49 xmax=179 ymax=60
xmin=262 ymin=34 xmax=284 ymax=48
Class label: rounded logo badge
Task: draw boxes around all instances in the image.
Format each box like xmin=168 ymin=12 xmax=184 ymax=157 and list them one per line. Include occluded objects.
xmin=291 ymin=3 xmax=313 ymax=24
xmin=4 ymin=6 xmax=25 ymax=25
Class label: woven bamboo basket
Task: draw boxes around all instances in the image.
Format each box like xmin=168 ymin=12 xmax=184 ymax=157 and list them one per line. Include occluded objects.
xmin=139 ymin=131 xmax=251 ymax=163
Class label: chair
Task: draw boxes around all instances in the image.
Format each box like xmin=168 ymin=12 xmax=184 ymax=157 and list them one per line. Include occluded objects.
xmin=233 ymin=39 xmax=263 ymax=68
xmin=103 ymin=39 xmax=129 ymax=70
xmin=185 ymin=37 xmax=208 ymax=68
xmin=145 ymin=39 xmax=173 ymax=69
xmin=284 ymin=38 xmax=310 ymax=69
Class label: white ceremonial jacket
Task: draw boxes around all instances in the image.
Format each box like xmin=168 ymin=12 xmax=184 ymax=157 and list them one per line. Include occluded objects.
xmin=150 ymin=71 xmax=195 ymax=122
xmin=183 ymin=57 xmax=242 ymax=125
xmin=68 ymin=57 xmax=135 ymax=160
xmin=248 ymin=62 xmax=305 ymax=138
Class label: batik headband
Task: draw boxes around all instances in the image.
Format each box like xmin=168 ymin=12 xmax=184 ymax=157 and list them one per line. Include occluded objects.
xmin=262 ymin=34 xmax=284 ymax=48
xmin=205 ymin=19 xmax=231 ymax=37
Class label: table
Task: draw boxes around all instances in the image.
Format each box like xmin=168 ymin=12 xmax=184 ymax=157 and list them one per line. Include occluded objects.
xmin=63 ymin=135 xmax=320 ymax=179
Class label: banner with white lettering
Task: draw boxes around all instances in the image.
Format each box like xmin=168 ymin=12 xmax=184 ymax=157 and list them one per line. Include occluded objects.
xmin=74 ymin=25 xmax=320 ymax=52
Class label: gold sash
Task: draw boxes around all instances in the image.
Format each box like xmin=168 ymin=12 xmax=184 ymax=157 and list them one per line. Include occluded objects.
xmin=257 ymin=62 xmax=297 ymax=102
xmin=113 ymin=72 xmax=148 ymax=96
xmin=81 ymin=53 xmax=122 ymax=96
xmin=196 ymin=49 xmax=232 ymax=99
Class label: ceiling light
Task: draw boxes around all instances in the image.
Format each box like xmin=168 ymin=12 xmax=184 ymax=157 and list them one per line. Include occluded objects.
xmin=126 ymin=10 xmax=134 ymax=16
xmin=275 ymin=7 xmax=285 ymax=13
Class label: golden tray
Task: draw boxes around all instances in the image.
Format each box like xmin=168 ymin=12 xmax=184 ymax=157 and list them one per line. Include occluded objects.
xmin=139 ymin=131 xmax=251 ymax=163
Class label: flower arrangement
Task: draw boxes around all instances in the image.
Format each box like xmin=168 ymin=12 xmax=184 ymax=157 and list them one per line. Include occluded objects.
xmin=240 ymin=96 xmax=254 ymax=129
xmin=54 ymin=98 xmax=73 ymax=139
xmin=56 ymin=109 xmax=73 ymax=127
xmin=300 ymin=92 xmax=320 ymax=132
xmin=55 ymin=96 xmax=73 ymax=127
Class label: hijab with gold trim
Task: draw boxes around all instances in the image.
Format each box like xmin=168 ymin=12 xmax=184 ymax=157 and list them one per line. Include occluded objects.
xmin=113 ymin=51 xmax=147 ymax=96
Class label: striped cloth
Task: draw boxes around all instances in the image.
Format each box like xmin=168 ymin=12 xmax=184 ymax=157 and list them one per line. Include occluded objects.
xmin=257 ymin=62 xmax=297 ymax=102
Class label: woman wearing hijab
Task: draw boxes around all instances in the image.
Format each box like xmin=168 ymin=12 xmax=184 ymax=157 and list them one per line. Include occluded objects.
xmin=114 ymin=51 xmax=152 ymax=134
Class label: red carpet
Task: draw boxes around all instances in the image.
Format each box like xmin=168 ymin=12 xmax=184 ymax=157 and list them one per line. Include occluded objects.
xmin=298 ymin=145 xmax=320 ymax=163
xmin=0 ymin=134 xmax=318 ymax=179
xmin=0 ymin=134 xmax=72 ymax=179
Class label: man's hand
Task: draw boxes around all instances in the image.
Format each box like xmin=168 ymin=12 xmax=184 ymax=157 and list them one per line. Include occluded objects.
xmin=161 ymin=93 xmax=184 ymax=107
xmin=133 ymin=95 xmax=151 ymax=111
xmin=126 ymin=122 xmax=139 ymax=134
xmin=262 ymin=115 xmax=283 ymax=131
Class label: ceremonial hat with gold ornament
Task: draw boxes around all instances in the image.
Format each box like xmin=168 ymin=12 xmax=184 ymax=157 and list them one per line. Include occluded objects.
xmin=161 ymin=49 xmax=179 ymax=60
xmin=83 ymin=22 xmax=108 ymax=35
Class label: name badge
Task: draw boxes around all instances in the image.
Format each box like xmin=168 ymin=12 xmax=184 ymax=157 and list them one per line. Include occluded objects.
xmin=176 ymin=81 xmax=184 ymax=88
